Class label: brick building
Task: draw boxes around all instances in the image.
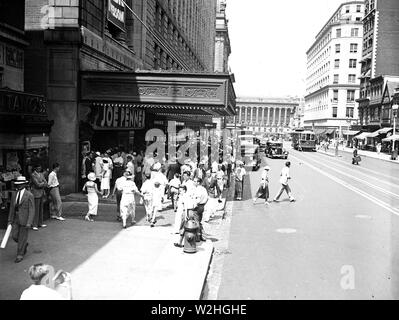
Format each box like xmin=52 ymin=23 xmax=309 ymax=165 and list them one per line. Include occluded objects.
xmin=356 ymin=0 xmax=399 ymax=135
xmin=24 ymin=0 xmax=236 ymax=193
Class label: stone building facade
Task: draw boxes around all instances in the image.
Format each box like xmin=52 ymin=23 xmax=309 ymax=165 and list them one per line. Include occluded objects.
xmin=22 ymin=0 xmax=234 ymax=193
xmin=227 ymin=97 xmax=298 ymax=134
xmin=304 ymin=1 xmax=364 ymax=135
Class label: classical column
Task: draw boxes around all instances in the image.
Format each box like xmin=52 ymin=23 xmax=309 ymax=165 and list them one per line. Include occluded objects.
xmin=238 ymin=106 xmax=242 ymax=123
xmin=284 ymin=108 xmax=287 ymax=126
xmin=267 ymin=107 xmax=271 ymax=127
xmin=244 ymin=106 xmax=247 ymax=123
xmin=262 ymin=107 xmax=265 ymax=126
xmin=273 ymin=108 xmax=276 ymax=126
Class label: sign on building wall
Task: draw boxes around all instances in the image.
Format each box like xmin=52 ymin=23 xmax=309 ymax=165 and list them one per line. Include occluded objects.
xmin=107 ymin=0 xmax=126 ymax=32
xmin=91 ymin=105 xmax=145 ymax=130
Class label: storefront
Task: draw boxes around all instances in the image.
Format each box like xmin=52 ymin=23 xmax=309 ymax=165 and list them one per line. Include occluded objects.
xmin=0 ymin=88 xmax=52 ymax=228
xmin=79 ymin=70 xmax=235 ymax=154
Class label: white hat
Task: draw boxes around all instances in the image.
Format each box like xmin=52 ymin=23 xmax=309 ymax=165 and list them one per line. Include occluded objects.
xmin=87 ymin=172 xmax=96 ymax=181
xmin=95 ymin=151 xmax=101 ymax=156
xmin=152 ymin=162 xmax=162 ymax=171
xmin=14 ymin=176 xmax=28 ymax=184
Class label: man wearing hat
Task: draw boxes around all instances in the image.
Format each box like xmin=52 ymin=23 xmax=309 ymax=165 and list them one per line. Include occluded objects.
xmin=253 ymin=166 xmax=271 ymax=205
xmin=7 ymin=176 xmax=35 ymax=263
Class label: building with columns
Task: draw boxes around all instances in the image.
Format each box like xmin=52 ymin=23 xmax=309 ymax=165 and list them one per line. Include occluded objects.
xmin=226 ymin=97 xmax=299 ymax=134
xmin=304 ymin=1 xmax=364 ymax=135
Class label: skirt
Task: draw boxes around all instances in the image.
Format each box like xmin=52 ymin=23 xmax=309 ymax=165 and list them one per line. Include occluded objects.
xmin=120 ymin=194 xmax=136 ymax=219
xmin=100 ymin=177 xmax=110 ymax=190
xmin=87 ymin=192 xmax=98 ymax=216
xmin=255 ymin=184 xmax=269 ymax=199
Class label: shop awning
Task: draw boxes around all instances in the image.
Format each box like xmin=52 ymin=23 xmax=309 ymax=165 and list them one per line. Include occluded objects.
xmin=313 ymin=128 xmax=326 ymax=135
xmin=342 ymin=130 xmax=360 ymax=136
xmin=324 ymin=129 xmax=336 ymax=135
xmin=377 ymin=127 xmax=393 ymax=135
xmin=354 ymin=132 xmax=372 ymax=140
xmin=382 ymin=134 xmax=399 ymax=142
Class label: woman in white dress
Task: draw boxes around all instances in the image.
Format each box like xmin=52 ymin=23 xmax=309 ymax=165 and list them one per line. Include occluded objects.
xmin=100 ymin=158 xmax=111 ymax=198
xmin=120 ymin=171 xmax=140 ymax=229
xmin=82 ymin=173 xmax=102 ymax=222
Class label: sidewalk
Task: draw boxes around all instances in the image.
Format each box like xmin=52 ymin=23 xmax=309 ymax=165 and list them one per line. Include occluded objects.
xmin=316 ymin=146 xmax=399 ymax=164
xmin=0 ymin=196 xmax=227 ymax=300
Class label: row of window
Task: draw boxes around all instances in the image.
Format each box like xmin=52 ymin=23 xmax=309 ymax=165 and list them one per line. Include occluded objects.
xmin=335 ymin=43 xmax=358 ymax=53
xmin=334 ymin=59 xmax=358 ymax=68
xmin=364 ymin=0 xmax=375 ymax=15
xmin=336 ymin=27 xmax=359 ymax=38
xmin=307 ymin=47 xmax=331 ymax=71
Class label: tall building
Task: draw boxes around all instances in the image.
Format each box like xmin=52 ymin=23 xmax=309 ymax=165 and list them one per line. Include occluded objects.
xmin=23 ymin=0 xmax=236 ymax=193
xmin=229 ymin=97 xmax=299 ymax=135
xmin=356 ymin=0 xmax=399 ymax=132
xmin=213 ymin=0 xmax=232 ymax=129
xmin=0 ymin=0 xmax=51 ymax=179
xmin=304 ymin=1 xmax=364 ymax=136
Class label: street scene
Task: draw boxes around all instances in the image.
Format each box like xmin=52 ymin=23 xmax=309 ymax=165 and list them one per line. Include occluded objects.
xmin=1 ymin=0 xmax=399 ymax=304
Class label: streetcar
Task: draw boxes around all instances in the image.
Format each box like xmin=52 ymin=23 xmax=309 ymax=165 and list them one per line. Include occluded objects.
xmin=237 ymin=130 xmax=261 ymax=170
xmin=291 ymin=130 xmax=316 ymax=151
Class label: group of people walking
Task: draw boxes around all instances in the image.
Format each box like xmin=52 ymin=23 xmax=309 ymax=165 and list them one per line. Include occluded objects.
xmin=252 ymin=161 xmax=296 ymax=204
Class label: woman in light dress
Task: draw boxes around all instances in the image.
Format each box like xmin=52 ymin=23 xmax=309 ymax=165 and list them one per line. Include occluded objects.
xmin=82 ymin=172 xmax=102 ymax=222
xmin=100 ymin=158 xmax=111 ymax=198
xmin=120 ymin=171 xmax=140 ymax=229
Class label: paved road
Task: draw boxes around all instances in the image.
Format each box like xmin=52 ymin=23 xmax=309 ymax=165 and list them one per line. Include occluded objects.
xmin=217 ymin=149 xmax=399 ymax=299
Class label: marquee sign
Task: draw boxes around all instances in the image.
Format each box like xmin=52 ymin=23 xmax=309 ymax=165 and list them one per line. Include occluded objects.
xmin=0 ymin=89 xmax=47 ymax=116
xmin=107 ymin=0 xmax=126 ymax=32
xmin=90 ymin=104 xmax=145 ymax=130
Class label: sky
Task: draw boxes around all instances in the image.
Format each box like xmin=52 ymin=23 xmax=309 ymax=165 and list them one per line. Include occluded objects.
xmin=226 ymin=0 xmax=352 ymax=98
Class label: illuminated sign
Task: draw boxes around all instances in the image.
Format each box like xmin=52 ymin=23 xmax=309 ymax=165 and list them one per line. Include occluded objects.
xmin=107 ymin=0 xmax=126 ymax=31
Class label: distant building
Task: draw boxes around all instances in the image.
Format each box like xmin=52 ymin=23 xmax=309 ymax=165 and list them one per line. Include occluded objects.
xmin=227 ymin=97 xmax=299 ymax=135
xmin=213 ymin=0 xmax=232 ymax=130
xmin=356 ymin=0 xmax=399 ymax=133
xmin=304 ymin=1 xmax=364 ymax=137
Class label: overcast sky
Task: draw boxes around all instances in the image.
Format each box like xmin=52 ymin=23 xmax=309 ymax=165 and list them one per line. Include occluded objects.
xmin=226 ymin=0 xmax=351 ymax=98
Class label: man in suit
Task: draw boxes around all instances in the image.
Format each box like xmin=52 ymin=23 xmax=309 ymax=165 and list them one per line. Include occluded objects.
xmin=8 ymin=176 xmax=35 ymax=263
xmin=166 ymin=155 xmax=181 ymax=182
xmin=30 ymin=164 xmax=48 ymax=231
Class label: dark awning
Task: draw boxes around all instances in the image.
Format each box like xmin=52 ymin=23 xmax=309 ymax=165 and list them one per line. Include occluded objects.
xmin=80 ymin=70 xmax=236 ymax=117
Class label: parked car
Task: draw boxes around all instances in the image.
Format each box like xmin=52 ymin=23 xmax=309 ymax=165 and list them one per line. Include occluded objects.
xmin=265 ymin=141 xmax=289 ymax=159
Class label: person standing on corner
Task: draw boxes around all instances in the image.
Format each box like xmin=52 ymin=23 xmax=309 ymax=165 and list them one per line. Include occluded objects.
xmin=111 ymin=170 xmax=128 ymax=221
xmin=120 ymin=171 xmax=140 ymax=229
xmin=30 ymin=164 xmax=48 ymax=231
xmin=234 ymin=162 xmax=246 ymax=201
xmin=48 ymin=163 xmax=65 ymax=221
xmin=273 ymin=161 xmax=295 ymax=202
xmin=7 ymin=176 xmax=35 ymax=263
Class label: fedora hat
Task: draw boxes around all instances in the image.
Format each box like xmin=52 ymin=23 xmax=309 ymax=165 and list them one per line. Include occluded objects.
xmin=14 ymin=176 xmax=28 ymax=184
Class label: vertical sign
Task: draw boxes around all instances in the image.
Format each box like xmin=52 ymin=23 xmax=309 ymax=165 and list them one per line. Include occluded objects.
xmin=107 ymin=0 xmax=126 ymax=32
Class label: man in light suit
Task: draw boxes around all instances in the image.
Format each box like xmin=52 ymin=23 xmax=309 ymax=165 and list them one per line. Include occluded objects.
xmin=8 ymin=176 xmax=35 ymax=263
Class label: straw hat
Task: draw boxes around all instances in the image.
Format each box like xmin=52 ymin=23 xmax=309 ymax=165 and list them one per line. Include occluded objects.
xmin=14 ymin=176 xmax=28 ymax=185
xmin=87 ymin=172 xmax=96 ymax=181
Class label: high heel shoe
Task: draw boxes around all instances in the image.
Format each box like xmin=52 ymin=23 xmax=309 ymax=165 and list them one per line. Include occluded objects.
xmin=84 ymin=216 xmax=90 ymax=221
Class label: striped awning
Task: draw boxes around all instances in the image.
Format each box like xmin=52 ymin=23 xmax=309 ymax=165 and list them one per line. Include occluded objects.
xmin=354 ymin=132 xmax=372 ymax=140
xmin=382 ymin=134 xmax=399 ymax=142
xmin=342 ymin=130 xmax=360 ymax=136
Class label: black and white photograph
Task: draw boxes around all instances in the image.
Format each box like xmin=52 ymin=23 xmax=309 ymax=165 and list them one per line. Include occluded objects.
xmin=0 ymin=0 xmax=399 ymax=311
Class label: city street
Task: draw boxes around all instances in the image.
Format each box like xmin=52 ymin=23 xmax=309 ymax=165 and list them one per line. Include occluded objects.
xmin=217 ymin=147 xmax=399 ymax=299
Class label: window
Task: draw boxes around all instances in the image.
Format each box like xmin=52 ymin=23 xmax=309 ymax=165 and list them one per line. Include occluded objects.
xmin=334 ymin=59 xmax=340 ymax=68
xmin=351 ymin=28 xmax=359 ymax=37
xmin=356 ymin=17 xmax=361 ymax=21
xmin=345 ymin=6 xmax=350 ymax=13
xmin=347 ymin=90 xmax=355 ymax=102
xmin=334 ymin=74 xmax=339 ymax=84
xmin=335 ymin=44 xmax=341 ymax=53
xmin=356 ymin=5 xmax=361 ymax=12
xmin=332 ymin=107 xmax=338 ymax=118
xmin=346 ymin=107 xmax=354 ymax=118
xmin=348 ymin=74 xmax=356 ymax=83
xmin=350 ymin=43 xmax=358 ymax=53
xmin=349 ymin=59 xmax=357 ymax=68
xmin=336 ymin=29 xmax=341 ymax=38
xmin=333 ymin=90 xmax=339 ymax=102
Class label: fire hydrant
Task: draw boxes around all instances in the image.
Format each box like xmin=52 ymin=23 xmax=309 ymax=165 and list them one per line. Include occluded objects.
xmin=183 ymin=218 xmax=199 ymax=254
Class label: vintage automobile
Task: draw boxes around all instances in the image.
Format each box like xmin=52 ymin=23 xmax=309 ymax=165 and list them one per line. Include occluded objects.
xmin=265 ymin=141 xmax=289 ymax=159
